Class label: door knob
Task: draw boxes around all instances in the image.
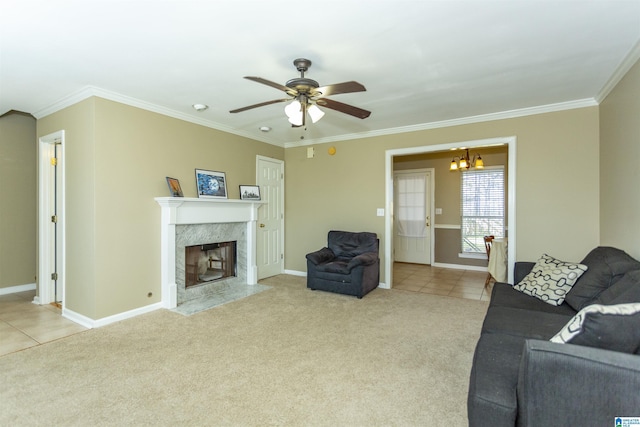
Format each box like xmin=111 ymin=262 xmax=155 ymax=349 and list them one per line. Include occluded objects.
xmin=259 ymin=223 xmax=265 ymax=228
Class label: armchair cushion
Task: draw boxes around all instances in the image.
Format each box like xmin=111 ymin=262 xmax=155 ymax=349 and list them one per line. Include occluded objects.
xmin=306 ymin=247 xmax=335 ymax=265
xmin=327 ymin=230 xmax=378 ymax=258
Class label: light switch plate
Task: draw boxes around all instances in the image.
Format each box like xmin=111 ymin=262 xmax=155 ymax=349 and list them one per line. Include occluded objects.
xmin=306 ymin=147 xmax=314 ymax=158
xmin=376 ymin=208 xmax=385 ymax=217
xmin=435 ymin=208 xmax=443 ymax=215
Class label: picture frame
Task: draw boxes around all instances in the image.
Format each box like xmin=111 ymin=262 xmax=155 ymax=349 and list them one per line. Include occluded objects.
xmin=195 ymin=169 xmax=227 ymax=199
xmin=239 ymin=185 xmax=261 ymax=200
xmin=166 ymin=177 xmax=184 ymax=197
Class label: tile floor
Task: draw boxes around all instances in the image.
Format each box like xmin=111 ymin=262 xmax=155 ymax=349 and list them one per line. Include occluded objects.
xmin=0 ymin=290 xmax=87 ymax=357
xmin=1 ymin=264 xmax=491 ymax=357
xmin=392 ymin=262 xmax=493 ymax=301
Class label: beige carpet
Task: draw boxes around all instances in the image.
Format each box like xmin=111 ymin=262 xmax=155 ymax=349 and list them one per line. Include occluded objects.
xmin=0 ymin=275 xmax=488 ymax=426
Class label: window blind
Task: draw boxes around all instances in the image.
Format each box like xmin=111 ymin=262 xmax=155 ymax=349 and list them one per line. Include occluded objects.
xmin=461 ymin=166 xmax=505 ymax=253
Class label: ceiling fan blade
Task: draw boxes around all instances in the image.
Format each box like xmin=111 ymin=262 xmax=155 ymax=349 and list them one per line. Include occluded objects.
xmin=314 ymin=81 xmax=366 ymax=97
xmin=244 ymin=76 xmax=297 ymax=95
xmin=316 ymin=98 xmax=371 ymax=119
xmin=229 ymin=98 xmax=290 ymax=114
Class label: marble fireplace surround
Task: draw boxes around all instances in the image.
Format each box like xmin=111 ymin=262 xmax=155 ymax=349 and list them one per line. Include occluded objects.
xmin=155 ymin=197 xmax=264 ymax=309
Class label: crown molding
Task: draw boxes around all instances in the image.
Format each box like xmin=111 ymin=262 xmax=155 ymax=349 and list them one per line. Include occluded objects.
xmin=284 ymin=98 xmax=598 ymax=148
xmin=595 ymin=39 xmax=640 ymax=103
xmin=33 ymin=85 xmax=597 ymax=150
xmin=33 ymin=86 xmax=283 ymax=147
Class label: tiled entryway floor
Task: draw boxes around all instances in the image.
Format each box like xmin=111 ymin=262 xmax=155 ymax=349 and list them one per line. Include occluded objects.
xmin=0 ymin=290 xmax=87 ymax=357
xmin=393 ymin=262 xmax=492 ymax=301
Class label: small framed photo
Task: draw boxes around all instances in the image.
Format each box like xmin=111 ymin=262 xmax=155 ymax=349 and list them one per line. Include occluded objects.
xmin=166 ymin=177 xmax=184 ymax=197
xmin=195 ymin=169 xmax=227 ymax=199
xmin=239 ymin=185 xmax=261 ymax=200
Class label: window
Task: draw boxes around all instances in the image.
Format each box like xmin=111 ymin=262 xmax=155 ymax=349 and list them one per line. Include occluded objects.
xmin=461 ymin=166 xmax=505 ymax=253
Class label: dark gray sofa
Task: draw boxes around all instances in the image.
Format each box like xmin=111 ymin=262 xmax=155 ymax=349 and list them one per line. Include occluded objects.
xmin=468 ymin=247 xmax=640 ymax=427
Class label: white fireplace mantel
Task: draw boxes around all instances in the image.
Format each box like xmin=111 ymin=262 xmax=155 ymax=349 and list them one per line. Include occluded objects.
xmin=155 ymin=197 xmax=265 ymax=309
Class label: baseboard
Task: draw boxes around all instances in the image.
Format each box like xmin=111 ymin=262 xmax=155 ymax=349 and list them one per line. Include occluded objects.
xmin=432 ymin=262 xmax=487 ymax=272
xmin=0 ymin=283 xmax=36 ymax=295
xmin=284 ymin=269 xmax=306 ymax=277
xmin=63 ymin=302 xmax=164 ymax=329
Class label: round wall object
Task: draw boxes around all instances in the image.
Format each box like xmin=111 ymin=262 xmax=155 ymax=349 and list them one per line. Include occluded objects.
xmin=328 ymin=146 xmax=336 ymax=155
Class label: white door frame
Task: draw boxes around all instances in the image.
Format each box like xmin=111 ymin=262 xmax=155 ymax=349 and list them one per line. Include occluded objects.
xmin=384 ymin=136 xmax=516 ymax=288
xmin=36 ymin=130 xmax=66 ymax=307
xmin=393 ymin=168 xmax=435 ymax=265
xmin=256 ymin=155 xmax=285 ymax=278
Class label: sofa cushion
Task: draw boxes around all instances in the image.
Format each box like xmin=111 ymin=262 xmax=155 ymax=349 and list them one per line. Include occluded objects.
xmin=592 ymin=270 xmax=640 ymax=305
xmin=564 ymin=247 xmax=640 ymax=311
xmin=513 ymin=254 xmax=587 ymax=306
xmin=550 ymin=303 xmax=640 ymax=354
xmin=489 ymin=282 xmax=577 ymax=316
xmin=481 ymin=306 xmax=573 ymax=339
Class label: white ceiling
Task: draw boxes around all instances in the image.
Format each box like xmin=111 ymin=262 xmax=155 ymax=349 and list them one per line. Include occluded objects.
xmin=2 ymin=0 xmax=639 ymax=146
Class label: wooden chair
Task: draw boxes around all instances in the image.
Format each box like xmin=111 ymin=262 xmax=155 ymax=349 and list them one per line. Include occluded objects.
xmin=484 ymin=235 xmax=495 ymax=287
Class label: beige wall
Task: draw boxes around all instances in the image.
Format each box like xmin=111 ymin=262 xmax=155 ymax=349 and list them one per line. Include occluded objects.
xmin=0 ymin=112 xmax=37 ymax=289
xmin=37 ymin=97 xmax=284 ymax=319
xmin=285 ymin=107 xmax=600 ymax=280
xmin=600 ymin=58 xmax=640 ymax=260
xmin=28 ymin=65 xmax=636 ymax=317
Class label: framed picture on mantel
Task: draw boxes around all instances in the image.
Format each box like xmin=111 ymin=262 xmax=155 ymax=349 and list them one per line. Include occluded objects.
xmin=195 ymin=169 xmax=227 ymax=199
xmin=165 ymin=177 xmax=183 ymax=197
xmin=239 ymin=185 xmax=260 ymax=200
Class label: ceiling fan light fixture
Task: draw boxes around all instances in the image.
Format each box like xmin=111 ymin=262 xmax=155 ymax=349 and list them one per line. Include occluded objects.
xmin=308 ymin=104 xmax=325 ymax=123
xmin=287 ymin=108 xmax=303 ymax=126
xmin=284 ymin=100 xmax=302 ymax=118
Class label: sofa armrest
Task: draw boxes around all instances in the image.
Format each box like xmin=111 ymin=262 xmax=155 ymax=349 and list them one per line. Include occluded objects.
xmin=517 ymin=339 xmax=640 ymax=427
xmin=306 ymin=247 xmax=335 ymax=265
xmin=347 ymin=252 xmax=378 ymax=270
xmin=513 ymin=262 xmax=536 ymax=284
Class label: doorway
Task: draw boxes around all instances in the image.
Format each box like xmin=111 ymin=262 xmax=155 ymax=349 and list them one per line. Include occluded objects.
xmin=37 ymin=130 xmax=65 ymax=308
xmin=256 ymin=155 xmax=284 ymax=279
xmin=393 ymin=169 xmax=434 ymax=265
xmin=384 ymin=136 xmax=516 ymax=288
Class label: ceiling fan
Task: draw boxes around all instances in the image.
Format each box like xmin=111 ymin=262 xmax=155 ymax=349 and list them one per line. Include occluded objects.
xmin=229 ymin=58 xmax=371 ymax=127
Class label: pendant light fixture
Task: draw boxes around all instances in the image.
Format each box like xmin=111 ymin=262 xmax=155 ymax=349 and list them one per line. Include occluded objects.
xmin=450 ymin=148 xmax=484 ymax=171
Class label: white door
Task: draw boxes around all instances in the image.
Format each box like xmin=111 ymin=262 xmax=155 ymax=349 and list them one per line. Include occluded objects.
xmin=394 ymin=169 xmax=432 ymax=264
xmin=256 ymin=156 xmax=284 ymax=279
xmin=38 ymin=130 xmax=65 ymax=307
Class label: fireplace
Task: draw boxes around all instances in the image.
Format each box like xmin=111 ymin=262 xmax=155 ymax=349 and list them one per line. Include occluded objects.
xmin=185 ymin=241 xmax=237 ymax=288
xmin=155 ymin=197 xmax=264 ymax=309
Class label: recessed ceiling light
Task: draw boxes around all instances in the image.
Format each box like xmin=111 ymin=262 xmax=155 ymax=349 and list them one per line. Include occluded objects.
xmin=192 ymin=104 xmax=209 ymax=112
xmin=259 ymin=126 xmax=271 ymax=132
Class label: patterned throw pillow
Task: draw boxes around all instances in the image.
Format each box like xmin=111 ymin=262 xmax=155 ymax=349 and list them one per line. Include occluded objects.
xmin=513 ymin=254 xmax=588 ymax=306
xmin=550 ymin=303 xmax=640 ymax=354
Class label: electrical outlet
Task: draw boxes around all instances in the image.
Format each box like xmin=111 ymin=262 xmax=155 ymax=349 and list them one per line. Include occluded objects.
xmin=376 ymin=208 xmax=385 ymax=217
